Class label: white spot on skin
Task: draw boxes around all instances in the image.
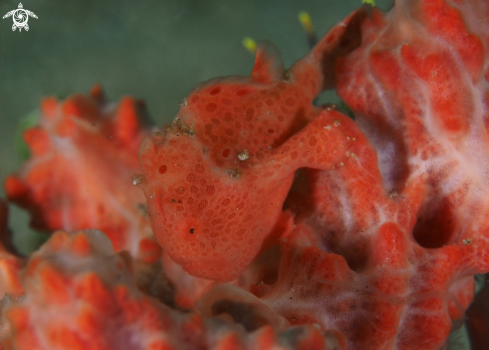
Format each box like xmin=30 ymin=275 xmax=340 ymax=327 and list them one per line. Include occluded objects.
xmin=238 ymin=149 xmax=249 ymax=161
xmin=132 ymin=175 xmax=143 ymax=185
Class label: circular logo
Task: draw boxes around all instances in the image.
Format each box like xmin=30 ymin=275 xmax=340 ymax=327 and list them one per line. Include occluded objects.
xmin=3 ymin=3 xmax=38 ymax=32
xmin=12 ymin=9 xmax=28 ymax=27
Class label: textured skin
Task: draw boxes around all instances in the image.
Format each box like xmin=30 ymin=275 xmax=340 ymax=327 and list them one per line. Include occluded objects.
xmin=4 ymin=86 xmax=160 ymax=263
xmin=139 ymin=9 xmax=368 ymax=282
xmin=0 ymin=230 xmax=345 ymax=350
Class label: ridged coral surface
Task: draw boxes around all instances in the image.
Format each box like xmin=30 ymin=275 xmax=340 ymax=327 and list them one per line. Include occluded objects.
xmin=0 ymin=230 xmax=345 ymax=350
xmin=1 ymin=1 xmax=489 ymax=349
xmin=4 ymin=86 xmax=161 ymax=264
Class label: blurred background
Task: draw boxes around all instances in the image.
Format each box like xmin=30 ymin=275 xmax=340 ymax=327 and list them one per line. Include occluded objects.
xmin=1 ymin=1 xmax=487 ymax=349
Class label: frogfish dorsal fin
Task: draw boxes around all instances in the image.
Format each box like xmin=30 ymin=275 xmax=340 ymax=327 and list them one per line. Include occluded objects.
xmin=251 ymin=41 xmax=284 ymax=84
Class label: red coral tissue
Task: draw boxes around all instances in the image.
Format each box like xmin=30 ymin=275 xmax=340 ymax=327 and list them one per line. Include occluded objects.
xmin=4 ymin=86 xmax=161 ymax=265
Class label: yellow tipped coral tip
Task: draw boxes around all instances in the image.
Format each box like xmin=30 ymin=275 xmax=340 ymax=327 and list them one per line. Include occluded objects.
xmin=298 ymin=11 xmax=314 ymax=34
xmin=242 ymin=37 xmax=257 ymax=54
xmin=362 ymin=0 xmax=375 ymax=6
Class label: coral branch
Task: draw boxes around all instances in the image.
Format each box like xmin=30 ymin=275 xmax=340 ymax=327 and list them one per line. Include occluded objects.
xmin=4 ymin=86 xmax=159 ymax=263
